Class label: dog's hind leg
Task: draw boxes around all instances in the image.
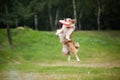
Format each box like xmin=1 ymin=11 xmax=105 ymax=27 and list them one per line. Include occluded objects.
xmin=68 ymin=42 xmax=80 ymax=62
xmin=67 ymin=52 xmax=71 ymax=61
xmin=75 ymin=55 xmax=80 ymax=62
xmin=62 ymin=44 xmax=71 ymax=61
xmin=67 ymin=54 xmax=71 ymax=61
xmin=73 ymin=50 xmax=80 ymax=62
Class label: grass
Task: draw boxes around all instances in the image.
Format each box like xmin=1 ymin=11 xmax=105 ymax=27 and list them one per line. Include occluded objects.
xmin=0 ymin=64 xmax=120 ymax=80
xmin=0 ymin=28 xmax=120 ymax=80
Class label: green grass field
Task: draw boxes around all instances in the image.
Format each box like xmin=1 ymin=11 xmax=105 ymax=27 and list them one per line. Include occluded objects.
xmin=0 ymin=28 xmax=120 ymax=80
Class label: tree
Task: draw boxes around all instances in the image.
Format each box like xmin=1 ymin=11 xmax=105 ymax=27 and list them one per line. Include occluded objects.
xmin=0 ymin=0 xmax=120 ymax=30
xmin=97 ymin=0 xmax=101 ymax=31
xmin=77 ymin=0 xmax=98 ymax=30
xmin=47 ymin=0 xmax=59 ymax=31
xmin=9 ymin=0 xmax=32 ymax=29
xmin=0 ymin=0 xmax=13 ymax=46
xmin=48 ymin=0 xmax=54 ymax=30
xmin=73 ymin=0 xmax=81 ymax=30
xmin=5 ymin=4 xmax=12 ymax=46
xmin=29 ymin=0 xmax=46 ymax=30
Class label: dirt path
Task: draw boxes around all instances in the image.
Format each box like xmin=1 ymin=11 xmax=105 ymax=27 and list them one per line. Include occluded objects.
xmin=0 ymin=61 xmax=120 ymax=80
xmin=36 ymin=61 xmax=120 ymax=68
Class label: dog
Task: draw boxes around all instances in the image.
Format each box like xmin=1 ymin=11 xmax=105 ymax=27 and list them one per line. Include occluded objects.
xmin=56 ymin=18 xmax=76 ymax=42
xmin=56 ymin=18 xmax=80 ymax=62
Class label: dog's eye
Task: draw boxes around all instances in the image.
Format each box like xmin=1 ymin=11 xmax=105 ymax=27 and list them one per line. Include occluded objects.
xmin=68 ymin=20 xmax=71 ymax=21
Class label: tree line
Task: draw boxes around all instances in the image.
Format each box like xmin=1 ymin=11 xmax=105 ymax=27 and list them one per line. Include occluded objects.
xmin=0 ymin=0 xmax=120 ymax=31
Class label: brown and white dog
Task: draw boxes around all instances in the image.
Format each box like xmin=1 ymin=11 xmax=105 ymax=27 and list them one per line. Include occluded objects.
xmin=56 ymin=18 xmax=80 ymax=62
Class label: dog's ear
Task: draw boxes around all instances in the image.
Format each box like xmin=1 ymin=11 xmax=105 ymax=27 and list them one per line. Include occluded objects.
xmin=72 ymin=19 xmax=76 ymax=24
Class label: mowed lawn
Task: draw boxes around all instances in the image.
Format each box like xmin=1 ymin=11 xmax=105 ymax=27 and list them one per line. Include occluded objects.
xmin=0 ymin=28 xmax=120 ymax=80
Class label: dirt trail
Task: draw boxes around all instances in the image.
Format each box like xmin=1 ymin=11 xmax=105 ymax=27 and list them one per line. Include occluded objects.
xmin=0 ymin=61 xmax=120 ymax=80
xmin=36 ymin=61 xmax=120 ymax=68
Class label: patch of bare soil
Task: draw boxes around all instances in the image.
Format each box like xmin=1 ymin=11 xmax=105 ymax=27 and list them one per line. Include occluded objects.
xmin=36 ymin=61 xmax=120 ymax=68
xmin=0 ymin=71 xmax=81 ymax=80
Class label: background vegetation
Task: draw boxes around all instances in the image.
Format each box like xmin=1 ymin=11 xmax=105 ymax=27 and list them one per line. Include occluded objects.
xmin=0 ymin=0 xmax=120 ymax=30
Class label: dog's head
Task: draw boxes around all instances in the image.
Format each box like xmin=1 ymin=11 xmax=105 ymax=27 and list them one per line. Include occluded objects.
xmin=65 ymin=18 xmax=76 ymax=24
xmin=59 ymin=18 xmax=76 ymax=26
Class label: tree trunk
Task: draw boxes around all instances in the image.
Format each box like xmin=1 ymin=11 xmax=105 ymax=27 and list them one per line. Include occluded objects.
xmin=72 ymin=0 xmax=81 ymax=30
xmin=97 ymin=0 xmax=101 ymax=31
xmin=78 ymin=17 xmax=81 ymax=30
xmin=34 ymin=14 xmax=38 ymax=30
xmin=15 ymin=18 xmax=18 ymax=27
xmin=5 ymin=5 xmax=12 ymax=46
xmin=6 ymin=24 xmax=12 ymax=46
xmin=54 ymin=9 xmax=59 ymax=30
xmin=48 ymin=2 xmax=54 ymax=31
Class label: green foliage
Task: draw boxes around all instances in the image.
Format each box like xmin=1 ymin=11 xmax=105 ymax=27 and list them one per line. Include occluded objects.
xmin=0 ymin=0 xmax=119 ymax=30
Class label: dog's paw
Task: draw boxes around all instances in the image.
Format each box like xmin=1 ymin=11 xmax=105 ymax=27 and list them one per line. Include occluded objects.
xmin=76 ymin=57 xmax=80 ymax=62
xmin=77 ymin=60 xmax=80 ymax=62
xmin=67 ymin=56 xmax=71 ymax=61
